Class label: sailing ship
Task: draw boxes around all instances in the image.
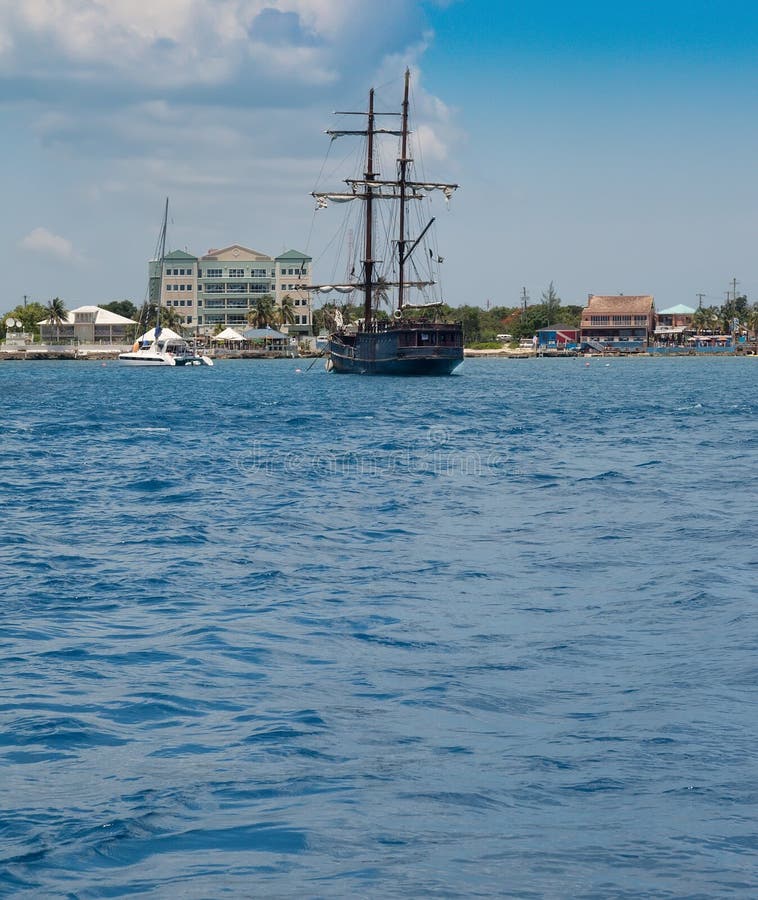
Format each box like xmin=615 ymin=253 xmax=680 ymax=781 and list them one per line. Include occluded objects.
xmin=119 ymin=198 xmax=213 ymax=367
xmin=307 ymin=69 xmax=463 ymax=375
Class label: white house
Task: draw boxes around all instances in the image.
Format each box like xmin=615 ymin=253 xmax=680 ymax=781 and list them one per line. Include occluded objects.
xmin=39 ymin=306 xmax=137 ymax=344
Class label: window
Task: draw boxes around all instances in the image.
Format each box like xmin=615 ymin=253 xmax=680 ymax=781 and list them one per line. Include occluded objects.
xmin=229 ymin=268 xmax=244 ymax=278
xmin=185 ymin=284 xmax=192 ymax=291
xmin=206 ymin=268 xmax=222 ymax=278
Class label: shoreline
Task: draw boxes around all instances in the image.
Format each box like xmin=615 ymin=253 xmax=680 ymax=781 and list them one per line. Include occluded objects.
xmin=2 ymin=350 xmax=755 ymax=362
xmin=0 ymin=348 xmax=303 ymax=361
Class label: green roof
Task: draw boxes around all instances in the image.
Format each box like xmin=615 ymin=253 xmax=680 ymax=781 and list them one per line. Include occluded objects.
xmin=276 ymin=249 xmax=311 ymax=261
xmin=165 ymin=249 xmax=198 ymax=260
xmin=658 ymin=304 xmax=695 ymax=315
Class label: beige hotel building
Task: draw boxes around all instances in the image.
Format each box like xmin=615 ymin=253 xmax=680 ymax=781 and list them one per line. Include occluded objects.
xmin=151 ymin=244 xmax=313 ymax=336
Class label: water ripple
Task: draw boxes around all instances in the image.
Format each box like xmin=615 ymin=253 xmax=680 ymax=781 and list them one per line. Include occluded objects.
xmin=1 ymin=358 xmax=757 ymax=897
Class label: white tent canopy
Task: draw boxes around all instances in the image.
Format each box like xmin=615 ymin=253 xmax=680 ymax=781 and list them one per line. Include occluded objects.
xmin=138 ymin=327 xmax=184 ymax=343
xmin=214 ymin=327 xmax=245 ymax=341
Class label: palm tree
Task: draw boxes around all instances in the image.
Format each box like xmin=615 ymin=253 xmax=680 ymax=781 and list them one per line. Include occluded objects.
xmin=157 ymin=305 xmax=185 ymax=331
xmin=745 ymin=304 xmax=758 ymax=339
xmin=46 ymin=297 xmax=68 ymax=344
xmin=279 ymin=294 xmax=296 ymax=327
xmin=692 ymin=305 xmax=719 ymax=334
xmin=373 ymin=276 xmax=391 ymax=314
xmin=248 ymin=294 xmax=278 ymax=328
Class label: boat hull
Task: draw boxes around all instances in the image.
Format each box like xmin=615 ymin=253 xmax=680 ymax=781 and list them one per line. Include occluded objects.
xmin=118 ymin=352 xmax=175 ymax=366
xmin=118 ymin=351 xmax=213 ymax=367
xmin=327 ymin=324 xmax=463 ymax=376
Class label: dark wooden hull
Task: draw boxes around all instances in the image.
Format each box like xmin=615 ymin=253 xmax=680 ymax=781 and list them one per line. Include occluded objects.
xmin=328 ymin=323 xmax=463 ymax=376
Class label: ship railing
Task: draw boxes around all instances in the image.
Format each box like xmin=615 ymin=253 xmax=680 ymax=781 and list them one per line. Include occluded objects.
xmin=359 ymin=319 xmax=463 ymax=333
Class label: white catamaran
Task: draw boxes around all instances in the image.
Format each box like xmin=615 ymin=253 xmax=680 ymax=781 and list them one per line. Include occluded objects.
xmin=119 ymin=199 xmax=213 ymax=367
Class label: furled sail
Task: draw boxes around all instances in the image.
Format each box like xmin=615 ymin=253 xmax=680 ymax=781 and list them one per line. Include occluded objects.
xmin=309 ymin=285 xmax=357 ymax=294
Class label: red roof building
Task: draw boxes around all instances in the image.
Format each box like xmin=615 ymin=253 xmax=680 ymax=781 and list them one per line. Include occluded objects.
xmin=580 ymin=295 xmax=655 ymax=350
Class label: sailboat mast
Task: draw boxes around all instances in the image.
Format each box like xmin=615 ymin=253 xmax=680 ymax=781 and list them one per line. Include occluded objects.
xmin=363 ymin=89 xmax=375 ymax=327
xmin=156 ymin=196 xmax=169 ymax=330
xmin=397 ymin=69 xmax=410 ymax=311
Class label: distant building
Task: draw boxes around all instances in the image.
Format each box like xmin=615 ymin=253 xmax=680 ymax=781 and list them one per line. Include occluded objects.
xmin=656 ymin=304 xmax=695 ymax=328
xmin=157 ymin=249 xmax=199 ymax=330
xmin=580 ymin=295 xmax=655 ymax=350
xmin=241 ymin=326 xmax=292 ymax=353
xmin=38 ymin=305 xmax=137 ymax=344
xmin=654 ymin=304 xmax=696 ymax=345
xmin=155 ymin=244 xmax=312 ymax=336
xmin=535 ymin=324 xmax=579 ymax=349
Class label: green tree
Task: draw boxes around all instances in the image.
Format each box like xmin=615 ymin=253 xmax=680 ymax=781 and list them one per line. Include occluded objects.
xmin=157 ymin=305 xmax=185 ymax=330
xmin=511 ymin=305 xmax=549 ymax=341
xmin=2 ymin=301 xmax=48 ymax=338
xmin=541 ymin=281 xmax=561 ymax=325
xmin=719 ymin=295 xmax=748 ymax=333
xmin=279 ymin=294 xmax=296 ymax=326
xmin=459 ymin=305 xmax=483 ymax=343
xmin=373 ymin=277 xmax=391 ymax=314
xmin=101 ymin=300 xmax=138 ymax=320
xmin=560 ymin=305 xmax=583 ymax=328
xmin=313 ymin=301 xmax=362 ymax=332
xmin=692 ymin=305 xmax=720 ymax=334
xmin=248 ymin=294 xmax=278 ymax=328
xmin=46 ymin=297 xmax=68 ymax=344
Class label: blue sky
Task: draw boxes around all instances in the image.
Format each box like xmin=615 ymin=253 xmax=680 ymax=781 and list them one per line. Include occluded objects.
xmin=2 ymin=0 xmax=758 ymax=313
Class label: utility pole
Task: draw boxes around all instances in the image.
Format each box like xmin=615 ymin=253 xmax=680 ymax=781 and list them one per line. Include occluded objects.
xmin=731 ymin=277 xmax=739 ymax=302
xmin=696 ymin=293 xmax=705 ymax=309
xmin=521 ymin=287 xmax=529 ymax=318
xmin=23 ymin=294 xmax=27 ymax=308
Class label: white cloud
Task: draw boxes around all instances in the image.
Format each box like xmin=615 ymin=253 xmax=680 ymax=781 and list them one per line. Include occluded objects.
xmin=19 ymin=227 xmax=77 ymax=262
xmin=371 ymin=58 xmax=463 ymax=166
xmin=415 ymin=123 xmax=448 ymax=163
xmin=0 ymin=0 xmax=424 ymax=88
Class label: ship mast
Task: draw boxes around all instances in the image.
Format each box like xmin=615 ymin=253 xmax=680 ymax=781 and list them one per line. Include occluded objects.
xmin=363 ymin=88 xmax=376 ymax=327
xmin=309 ymin=74 xmax=458 ymax=312
xmin=397 ymin=69 xmax=410 ymax=311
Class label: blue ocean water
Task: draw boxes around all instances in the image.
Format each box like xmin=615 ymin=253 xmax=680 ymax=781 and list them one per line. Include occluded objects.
xmin=1 ymin=357 xmax=756 ymax=898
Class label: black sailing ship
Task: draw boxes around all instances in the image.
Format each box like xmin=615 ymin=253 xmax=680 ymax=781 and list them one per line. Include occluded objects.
xmin=308 ymin=70 xmax=463 ymax=375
